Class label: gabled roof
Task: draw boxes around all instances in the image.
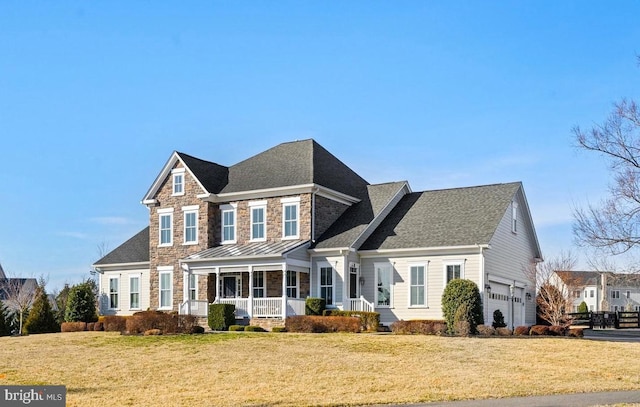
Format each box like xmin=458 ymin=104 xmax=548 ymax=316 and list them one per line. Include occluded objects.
xmin=360 ymin=182 xmax=523 ymax=250
xmin=221 ymin=139 xmax=369 ymax=199
xmin=177 ymin=152 xmax=228 ymax=194
xmin=93 ymin=227 xmax=150 ymax=266
xmin=555 ymin=270 xmax=600 ymax=286
xmin=313 ymin=181 xmax=409 ymax=249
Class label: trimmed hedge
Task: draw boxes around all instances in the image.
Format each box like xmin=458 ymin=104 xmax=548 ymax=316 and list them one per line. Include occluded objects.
xmin=495 ymin=327 xmax=513 ymax=336
xmin=568 ymin=328 xmax=584 ymax=338
xmin=322 ymin=310 xmax=380 ymax=332
xmin=208 ymin=304 xmax=235 ymax=331
xmin=305 ymin=298 xmax=326 ymax=316
xmin=514 ymin=326 xmax=530 ymax=336
xmin=476 ymin=324 xmax=496 ymax=336
xmin=530 ymin=325 xmax=550 ymax=336
xmin=61 ymin=322 xmax=87 ymax=332
xmin=244 ymin=325 xmax=265 ymax=332
xmin=125 ymin=311 xmax=199 ymax=335
xmin=229 ymin=325 xmax=245 ymax=331
xmin=271 ymin=326 xmax=286 ymax=333
xmin=286 ymin=316 xmax=360 ymax=333
xmin=548 ymin=325 xmax=567 ymax=336
xmin=103 ymin=316 xmax=128 ymax=332
xmin=93 ymin=321 xmax=104 ymax=331
xmin=390 ymin=320 xmax=447 ymax=335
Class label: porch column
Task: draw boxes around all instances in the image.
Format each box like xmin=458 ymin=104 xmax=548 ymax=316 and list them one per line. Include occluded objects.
xmin=248 ymin=266 xmax=254 ymax=318
xmin=282 ymin=263 xmax=287 ymax=320
xmin=182 ymin=266 xmax=191 ymax=315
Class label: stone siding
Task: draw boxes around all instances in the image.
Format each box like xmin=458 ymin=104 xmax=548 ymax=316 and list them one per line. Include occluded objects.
xmin=249 ymin=317 xmax=285 ymax=331
xmin=314 ymin=195 xmax=350 ymax=240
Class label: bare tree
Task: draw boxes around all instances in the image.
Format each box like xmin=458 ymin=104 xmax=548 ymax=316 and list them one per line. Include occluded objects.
xmin=524 ymin=252 xmax=581 ymax=326
xmin=573 ymin=59 xmax=640 ymax=257
xmin=0 ymin=273 xmax=37 ymax=335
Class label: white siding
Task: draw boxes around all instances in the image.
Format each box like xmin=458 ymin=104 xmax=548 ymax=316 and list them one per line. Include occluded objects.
xmin=99 ymin=268 xmax=150 ymax=316
xmin=310 ymin=255 xmax=345 ymax=308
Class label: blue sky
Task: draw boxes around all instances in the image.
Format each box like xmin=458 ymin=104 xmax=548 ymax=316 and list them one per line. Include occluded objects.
xmin=1 ymin=2 xmax=639 ymax=292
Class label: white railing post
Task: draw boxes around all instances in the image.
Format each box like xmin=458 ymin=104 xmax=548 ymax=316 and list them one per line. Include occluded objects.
xmin=248 ymin=266 xmax=254 ymax=319
xmin=282 ymin=265 xmax=287 ymax=319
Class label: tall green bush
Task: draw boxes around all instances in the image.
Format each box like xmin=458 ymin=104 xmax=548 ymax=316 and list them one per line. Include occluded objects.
xmin=305 ymin=297 xmax=326 ymax=315
xmin=492 ymin=309 xmax=506 ymax=328
xmin=208 ymin=304 xmax=235 ymax=330
xmin=24 ymin=284 xmax=59 ymax=334
xmin=0 ymin=303 xmax=11 ymax=336
xmin=65 ymin=281 xmax=98 ymax=323
xmin=577 ymin=301 xmax=588 ymax=313
xmin=441 ymin=279 xmax=483 ymax=335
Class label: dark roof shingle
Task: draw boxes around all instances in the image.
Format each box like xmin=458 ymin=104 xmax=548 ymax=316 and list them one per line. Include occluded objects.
xmin=94 ymin=227 xmax=150 ymax=265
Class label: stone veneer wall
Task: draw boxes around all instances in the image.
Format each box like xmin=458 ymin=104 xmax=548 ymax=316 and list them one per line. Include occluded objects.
xmin=313 ymin=195 xmax=350 ymax=240
xmin=149 ymin=162 xmax=216 ymax=310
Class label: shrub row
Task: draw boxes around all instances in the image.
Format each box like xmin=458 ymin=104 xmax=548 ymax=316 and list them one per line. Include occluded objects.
xmin=475 ymin=324 xmax=584 ymax=338
xmin=61 ymin=321 xmax=104 ymax=332
xmin=390 ymin=320 xmax=447 ymax=335
xmin=286 ymin=315 xmax=360 ymax=333
xmin=126 ymin=311 xmax=198 ymax=335
xmin=322 ymin=310 xmax=380 ymax=332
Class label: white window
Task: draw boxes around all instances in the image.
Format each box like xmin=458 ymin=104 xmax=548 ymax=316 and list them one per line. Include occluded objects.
xmin=253 ymin=271 xmax=265 ymax=298
xmin=249 ymin=201 xmax=266 ymax=241
xmin=512 ymin=201 xmax=518 ymax=233
xmin=409 ymin=265 xmax=426 ymax=307
xmin=319 ymin=266 xmax=333 ymax=305
xmin=375 ymin=263 xmax=393 ymax=307
xmin=130 ymin=276 xmax=140 ymax=309
xmin=183 ymin=206 xmax=198 ymax=244
xmin=574 ymin=290 xmax=581 ymax=299
xmin=188 ymin=274 xmax=197 ymax=301
xmin=286 ymin=270 xmax=298 ymax=298
xmin=221 ymin=204 xmax=237 ymax=243
xmin=158 ymin=208 xmax=174 ymax=246
xmin=444 ymin=261 xmax=464 ymax=284
xmin=159 ymin=267 xmax=173 ymax=309
xmin=109 ymin=277 xmax=119 ymax=309
xmin=172 ymin=168 xmax=185 ymax=196
xmin=282 ymin=197 xmax=300 ymax=239
xmin=590 ymin=290 xmax=595 ymax=298
xmin=611 ymin=290 xmax=620 ymax=299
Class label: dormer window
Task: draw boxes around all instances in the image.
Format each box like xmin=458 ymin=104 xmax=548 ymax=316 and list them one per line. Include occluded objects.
xmin=172 ymin=168 xmax=185 ymax=196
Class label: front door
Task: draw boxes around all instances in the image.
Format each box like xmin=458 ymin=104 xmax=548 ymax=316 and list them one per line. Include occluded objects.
xmin=349 ymin=266 xmax=359 ymax=299
xmin=223 ymin=276 xmax=238 ymax=298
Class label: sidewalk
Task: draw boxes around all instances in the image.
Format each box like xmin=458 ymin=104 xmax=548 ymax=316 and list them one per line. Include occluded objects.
xmin=382 ymin=391 xmax=640 ymax=407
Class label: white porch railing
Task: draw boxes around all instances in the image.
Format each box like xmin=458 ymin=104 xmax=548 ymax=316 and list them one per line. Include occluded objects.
xmin=179 ymin=300 xmax=209 ymax=317
xmin=348 ymin=296 xmax=375 ymax=312
xmin=216 ymin=298 xmax=250 ymax=318
xmin=253 ymin=298 xmax=282 ymax=317
xmin=208 ymin=297 xmax=306 ymax=318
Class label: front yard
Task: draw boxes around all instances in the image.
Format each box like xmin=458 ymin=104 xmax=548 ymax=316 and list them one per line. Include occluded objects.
xmin=1 ymin=332 xmax=640 ymax=406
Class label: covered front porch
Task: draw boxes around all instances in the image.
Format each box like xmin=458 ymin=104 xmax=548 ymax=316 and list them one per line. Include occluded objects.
xmin=179 ymin=240 xmax=311 ymax=319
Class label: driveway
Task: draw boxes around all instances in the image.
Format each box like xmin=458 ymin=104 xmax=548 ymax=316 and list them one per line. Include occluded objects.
xmin=584 ymin=328 xmax=640 ymax=342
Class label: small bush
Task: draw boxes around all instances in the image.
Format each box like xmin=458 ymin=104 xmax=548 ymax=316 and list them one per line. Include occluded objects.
xmin=208 ymin=304 xmax=235 ymax=331
xmin=492 ymin=310 xmax=507 ymax=328
xmin=61 ymin=322 xmax=87 ymax=332
xmin=93 ymin=322 xmax=104 ymax=331
xmin=245 ymin=325 xmax=265 ymax=332
xmin=530 ymin=325 xmax=550 ymax=336
xmin=229 ymin=325 xmax=245 ymax=331
xmin=548 ymin=325 xmax=567 ymax=336
xmin=286 ymin=316 xmax=360 ymax=333
xmin=513 ymin=326 xmax=530 ymax=336
xmin=103 ymin=316 xmax=127 ymax=332
xmin=271 ymin=326 xmax=286 ymax=333
xmin=476 ymin=325 xmax=496 ymax=336
xmin=144 ymin=329 xmax=162 ymax=336
xmin=305 ymin=298 xmax=326 ymax=316
xmin=322 ymin=310 xmax=380 ymax=332
xmin=568 ymin=328 xmax=584 ymax=338
xmin=190 ymin=325 xmax=205 ymax=334
xmin=577 ymin=301 xmax=589 ymax=313
xmin=390 ymin=320 xmax=447 ymax=335
xmin=496 ymin=327 xmax=512 ymax=336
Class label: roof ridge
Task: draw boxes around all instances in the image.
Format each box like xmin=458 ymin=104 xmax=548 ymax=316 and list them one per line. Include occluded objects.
xmin=415 ymin=181 xmax=522 ymax=194
xmin=176 ymin=151 xmax=227 ymax=168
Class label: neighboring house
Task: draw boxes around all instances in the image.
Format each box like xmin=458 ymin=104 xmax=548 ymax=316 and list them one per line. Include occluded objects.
xmin=93 ymin=139 xmax=542 ymax=327
xmin=0 ymin=262 xmax=38 ymax=308
xmin=555 ymin=270 xmax=640 ymax=313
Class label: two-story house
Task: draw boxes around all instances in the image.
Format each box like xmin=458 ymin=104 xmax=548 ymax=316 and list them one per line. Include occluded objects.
xmin=93 ymin=139 xmax=542 ymax=328
xmin=555 ymin=270 xmax=640 ymax=313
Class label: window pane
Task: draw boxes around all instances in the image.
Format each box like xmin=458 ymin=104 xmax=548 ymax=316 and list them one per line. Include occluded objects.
xmin=377 ymin=266 xmax=391 ymax=306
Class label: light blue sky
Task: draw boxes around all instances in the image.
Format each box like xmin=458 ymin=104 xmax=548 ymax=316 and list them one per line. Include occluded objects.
xmin=1 ymin=2 xmax=639 ymax=292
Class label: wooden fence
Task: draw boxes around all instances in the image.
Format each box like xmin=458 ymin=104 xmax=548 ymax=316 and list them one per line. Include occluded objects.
xmin=568 ymin=311 xmax=640 ymax=329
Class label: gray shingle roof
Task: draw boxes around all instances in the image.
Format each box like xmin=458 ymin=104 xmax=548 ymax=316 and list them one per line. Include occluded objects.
xmin=94 ymin=227 xmax=150 ymax=266
xmin=221 ymin=140 xmax=369 ymax=199
xmin=185 ymin=239 xmax=307 ymax=261
xmin=313 ymin=182 xmax=408 ymax=249
xmin=360 ymin=182 xmax=522 ymax=250
xmin=177 ymin=152 xmax=229 ymax=194
xmin=555 ymin=270 xmax=600 ymax=286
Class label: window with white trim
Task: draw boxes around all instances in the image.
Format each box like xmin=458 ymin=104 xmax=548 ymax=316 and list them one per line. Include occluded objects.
xmin=409 ymin=265 xmax=426 ymax=307
xmin=183 ymin=206 xmax=198 ymax=244
xmin=158 ymin=208 xmax=173 ymax=246
xmin=445 ymin=261 xmax=464 ymax=284
xmin=109 ymin=277 xmax=119 ymax=309
xmin=286 ymin=270 xmax=298 ymax=298
xmin=512 ymin=201 xmax=518 ymax=233
xmin=253 ymin=271 xmax=265 ymax=298
xmin=250 ymin=204 xmax=266 ymax=241
xmin=320 ymin=266 xmax=333 ymax=305
xmin=611 ymin=290 xmax=620 ymax=299
xmin=130 ymin=276 xmax=140 ymax=309
xmin=282 ymin=197 xmax=300 ymax=239
xmin=375 ymin=263 xmax=393 ymax=307
xmin=188 ymin=274 xmax=197 ymax=301
xmin=627 ymin=290 xmax=631 ymax=299
xmin=221 ymin=204 xmax=236 ymax=243
xmin=159 ymin=268 xmax=173 ymax=309
xmin=172 ymin=168 xmax=185 ymax=196
xmin=590 ymin=290 xmax=595 ymax=298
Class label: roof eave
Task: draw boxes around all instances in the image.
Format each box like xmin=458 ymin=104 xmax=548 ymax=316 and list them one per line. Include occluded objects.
xmin=358 ymin=244 xmax=490 ymax=257
xmin=200 ymin=184 xmax=360 ymax=205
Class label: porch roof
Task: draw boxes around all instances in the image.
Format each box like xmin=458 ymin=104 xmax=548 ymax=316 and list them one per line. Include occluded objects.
xmin=183 ymin=239 xmax=309 ymax=262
